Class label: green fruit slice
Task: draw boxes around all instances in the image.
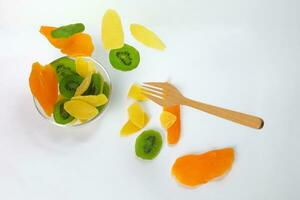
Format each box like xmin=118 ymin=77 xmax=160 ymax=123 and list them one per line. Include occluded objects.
xmin=109 ymin=44 xmax=140 ymax=71
xmin=51 ymin=23 xmax=85 ymax=38
xmin=50 ymin=57 xmax=76 ymax=82
xmin=97 ymin=81 xmax=110 ymax=113
xmin=59 ymin=75 xmax=83 ymax=98
xmin=135 ymin=129 xmax=163 ymax=160
xmin=83 ymin=73 xmax=104 ymax=95
xmin=53 ymin=99 xmax=74 ymax=124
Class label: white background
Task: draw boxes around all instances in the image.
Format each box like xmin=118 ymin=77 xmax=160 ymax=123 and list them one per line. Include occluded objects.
xmin=1 ymin=0 xmax=299 ymax=199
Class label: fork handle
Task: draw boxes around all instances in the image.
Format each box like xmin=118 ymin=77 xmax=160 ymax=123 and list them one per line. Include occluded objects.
xmin=182 ymin=98 xmax=264 ymax=129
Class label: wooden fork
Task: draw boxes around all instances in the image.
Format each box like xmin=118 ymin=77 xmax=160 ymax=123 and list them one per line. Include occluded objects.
xmin=142 ymin=82 xmax=264 ymax=129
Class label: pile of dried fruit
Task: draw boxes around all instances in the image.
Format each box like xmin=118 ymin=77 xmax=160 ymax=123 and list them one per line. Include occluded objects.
xmin=29 ymin=9 xmax=236 ymax=188
xmin=29 ymin=56 xmax=110 ymax=125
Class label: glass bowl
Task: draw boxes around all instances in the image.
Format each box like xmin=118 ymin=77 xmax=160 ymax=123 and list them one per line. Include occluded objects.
xmin=33 ymin=56 xmax=112 ymax=127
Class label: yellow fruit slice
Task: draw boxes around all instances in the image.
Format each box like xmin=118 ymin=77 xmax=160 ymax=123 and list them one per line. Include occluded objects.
xmin=160 ymin=111 xmax=177 ymax=129
xmin=74 ymin=74 xmax=92 ymax=96
xmin=128 ymin=102 xmax=145 ymax=128
xmin=72 ymin=94 xmax=108 ymax=107
xmin=130 ymin=24 xmax=166 ymax=50
xmin=120 ymin=114 xmax=149 ymax=136
xmin=75 ymin=57 xmax=96 ymax=78
xmin=101 ymin=9 xmax=124 ymax=50
xmin=128 ymin=84 xmax=147 ymax=101
xmin=64 ymin=100 xmax=99 ymax=120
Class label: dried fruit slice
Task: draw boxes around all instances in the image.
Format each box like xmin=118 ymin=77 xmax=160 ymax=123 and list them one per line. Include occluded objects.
xmin=74 ymin=74 xmax=92 ymax=96
xmin=59 ymin=74 xmax=83 ymax=98
xmin=109 ymin=44 xmax=140 ymax=71
xmin=51 ymin=23 xmax=85 ymax=38
xmin=101 ymin=9 xmax=124 ymax=50
xmin=128 ymin=102 xmax=145 ymax=128
xmin=64 ymin=100 xmax=99 ymax=121
xmin=29 ymin=63 xmax=58 ymax=116
xmin=164 ymin=105 xmax=181 ymax=145
xmin=97 ymin=81 xmax=111 ymax=113
xmin=50 ymin=56 xmax=76 ymax=82
xmin=61 ymin=33 xmax=94 ymax=56
xmin=72 ymin=94 xmax=108 ymax=107
xmin=53 ymin=99 xmax=74 ymax=124
xmin=128 ymin=84 xmax=147 ymax=101
xmin=75 ymin=57 xmax=96 ymax=78
xmin=135 ymin=129 xmax=163 ymax=160
xmin=160 ymin=111 xmax=177 ymax=129
xmin=120 ymin=114 xmax=149 ymax=136
xmin=130 ymin=24 xmax=166 ymax=50
xmin=172 ymin=148 xmax=235 ymax=187
xmin=83 ymin=73 xmax=104 ymax=96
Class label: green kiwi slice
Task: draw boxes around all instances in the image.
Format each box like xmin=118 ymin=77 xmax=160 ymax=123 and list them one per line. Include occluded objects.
xmin=59 ymin=74 xmax=83 ymax=98
xmin=135 ymin=129 xmax=163 ymax=160
xmin=97 ymin=81 xmax=110 ymax=113
xmin=83 ymin=73 xmax=104 ymax=96
xmin=109 ymin=44 xmax=140 ymax=71
xmin=51 ymin=23 xmax=85 ymax=38
xmin=50 ymin=57 xmax=76 ymax=82
xmin=53 ymin=99 xmax=74 ymax=124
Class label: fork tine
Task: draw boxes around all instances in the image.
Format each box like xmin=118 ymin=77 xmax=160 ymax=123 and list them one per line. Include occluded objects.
xmin=141 ymin=85 xmax=163 ymax=93
xmin=143 ymin=82 xmax=166 ymax=88
xmin=141 ymin=88 xmax=163 ymax=97
xmin=142 ymin=92 xmax=165 ymax=106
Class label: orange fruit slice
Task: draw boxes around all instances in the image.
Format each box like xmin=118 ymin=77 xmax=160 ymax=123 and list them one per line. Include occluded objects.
xmin=29 ymin=63 xmax=58 ymax=116
xmin=61 ymin=33 xmax=94 ymax=56
xmin=172 ymin=148 xmax=235 ymax=187
xmin=164 ymin=105 xmax=181 ymax=145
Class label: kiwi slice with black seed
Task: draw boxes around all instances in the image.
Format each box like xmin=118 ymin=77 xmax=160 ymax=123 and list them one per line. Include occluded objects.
xmin=53 ymin=99 xmax=74 ymax=124
xmin=135 ymin=129 xmax=163 ymax=160
xmin=109 ymin=44 xmax=140 ymax=71
xmin=59 ymin=74 xmax=83 ymax=98
xmin=50 ymin=57 xmax=76 ymax=82
xmin=83 ymin=73 xmax=104 ymax=96
xmin=97 ymin=81 xmax=110 ymax=113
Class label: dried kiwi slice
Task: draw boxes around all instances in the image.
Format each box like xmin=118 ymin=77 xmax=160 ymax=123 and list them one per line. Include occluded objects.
xmin=51 ymin=23 xmax=85 ymax=38
xmin=53 ymin=99 xmax=74 ymax=124
xmin=59 ymin=75 xmax=83 ymax=99
xmin=135 ymin=129 xmax=163 ymax=160
xmin=97 ymin=81 xmax=110 ymax=113
xmin=83 ymin=73 xmax=104 ymax=96
xmin=109 ymin=44 xmax=140 ymax=71
xmin=50 ymin=57 xmax=76 ymax=82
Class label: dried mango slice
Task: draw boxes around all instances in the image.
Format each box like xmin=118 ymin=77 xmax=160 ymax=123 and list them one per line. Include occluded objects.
xmin=51 ymin=23 xmax=85 ymax=38
xmin=164 ymin=105 xmax=181 ymax=145
xmin=29 ymin=63 xmax=58 ymax=116
xmin=64 ymin=100 xmax=98 ymax=120
xmin=130 ymin=24 xmax=166 ymax=50
xmin=72 ymin=94 xmax=108 ymax=107
xmin=120 ymin=114 xmax=149 ymax=136
xmin=61 ymin=33 xmax=94 ymax=56
xmin=128 ymin=102 xmax=145 ymax=128
xmin=172 ymin=148 xmax=235 ymax=187
xmin=128 ymin=84 xmax=147 ymax=101
xmin=76 ymin=57 xmax=96 ymax=78
xmin=101 ymin=9 xmax=124 ymax=50
xmin=160 ymin=111 xmax=177 ymax=129
xmin=40 ymin=26 xmax=71 ymax=49
xmin=74 ymin=74 xmax=92 ymax=96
